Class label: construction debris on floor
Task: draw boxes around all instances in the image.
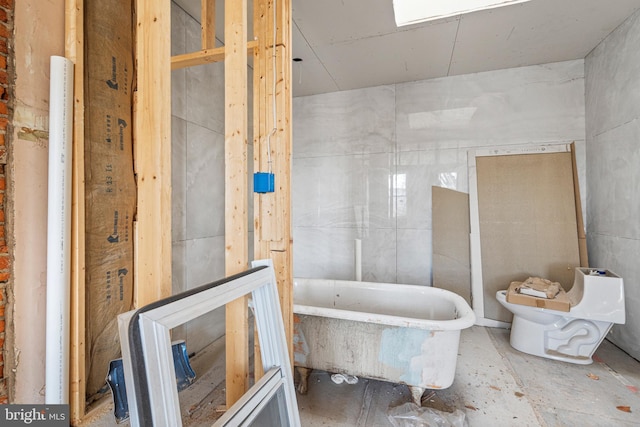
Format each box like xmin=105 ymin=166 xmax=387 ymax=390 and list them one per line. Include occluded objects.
xmin=83 ymin=325 xmax=639 ymax=427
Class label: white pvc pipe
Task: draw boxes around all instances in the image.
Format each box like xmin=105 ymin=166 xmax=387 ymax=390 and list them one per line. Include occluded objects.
xmin=355 ymin=239 xmax=362 ymax=282
xmin=45 ymin=56 xmax=74 ymax=404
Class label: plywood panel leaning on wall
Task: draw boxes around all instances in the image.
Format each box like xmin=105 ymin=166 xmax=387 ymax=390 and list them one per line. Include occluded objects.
xmin=84 ymin=0 xmax=136 ymax=400
xmin=476 ymin=152 xmax=581 ymax=323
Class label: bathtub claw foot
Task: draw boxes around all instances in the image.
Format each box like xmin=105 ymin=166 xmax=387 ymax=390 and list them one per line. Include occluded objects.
xmin=409 ymin=386 xmax=425 ymax=406
xmin=296 ymin=367 xmax=311 ymax=395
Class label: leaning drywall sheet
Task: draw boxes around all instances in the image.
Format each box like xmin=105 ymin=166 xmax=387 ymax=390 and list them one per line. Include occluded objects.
xmin=476 ymin=152 xmax=580 ymax=323
xmin=432 ymin=186 xmax=471 ymax=305
xmin=84 ymin=0 xmax=136 ymax=399
xmin=570 ymin=142 xmax=589 ymax=266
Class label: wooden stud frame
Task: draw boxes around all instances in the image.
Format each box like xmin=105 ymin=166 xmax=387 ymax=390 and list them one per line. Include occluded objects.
xmin=66 ymin=0 xmax=173 ymax=420
xmin=66 ymin=0 xmax=293 ymax=420
xmin=117 ymin=265 xmax=300 ymax=426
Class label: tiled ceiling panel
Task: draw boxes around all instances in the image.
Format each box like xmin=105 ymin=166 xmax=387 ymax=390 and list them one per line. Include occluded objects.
xmin=173 ymin=0 xmax=640 ymax=97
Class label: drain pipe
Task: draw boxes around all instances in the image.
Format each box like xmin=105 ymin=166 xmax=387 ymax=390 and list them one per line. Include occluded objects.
xmin=355 ymin=239 xmax=362 ymax=281
xmin=45 ymin=56 xmax=74 ymax=404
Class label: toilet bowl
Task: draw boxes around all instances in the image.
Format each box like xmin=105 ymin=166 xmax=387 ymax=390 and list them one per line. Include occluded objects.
xmin=496 ymin=267 xmax=625 ymax=364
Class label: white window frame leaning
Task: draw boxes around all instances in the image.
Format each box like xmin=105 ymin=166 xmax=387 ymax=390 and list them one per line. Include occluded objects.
xmin=117 ymin=261 xmax=300 ymax=426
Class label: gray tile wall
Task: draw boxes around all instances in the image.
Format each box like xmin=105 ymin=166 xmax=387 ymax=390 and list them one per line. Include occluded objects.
xmin=586 ymin=9 xmax=640 ymax=360
xmin=293 ymin=60 xmax=586 ymax=286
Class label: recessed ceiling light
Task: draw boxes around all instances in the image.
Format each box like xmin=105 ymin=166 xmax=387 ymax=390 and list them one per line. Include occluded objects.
xmin=392 ymin=0 xmax=532 ymax=27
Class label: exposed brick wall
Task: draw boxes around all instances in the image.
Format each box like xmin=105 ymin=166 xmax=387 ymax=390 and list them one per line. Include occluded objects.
xmin=0 ymin=0 xmax=12 ymax=405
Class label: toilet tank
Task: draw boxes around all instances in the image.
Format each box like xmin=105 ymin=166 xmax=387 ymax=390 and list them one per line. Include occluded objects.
xmin=568 ymin=268 xmax=625 ymax=324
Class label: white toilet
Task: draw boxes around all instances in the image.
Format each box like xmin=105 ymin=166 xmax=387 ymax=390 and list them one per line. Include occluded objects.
xmin=496 ymin=267 xmax=625 ymax=364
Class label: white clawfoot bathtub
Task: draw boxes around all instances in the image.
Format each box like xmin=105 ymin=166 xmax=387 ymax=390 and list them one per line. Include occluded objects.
xmin=293 ymin=278 xmax=475 ymax=404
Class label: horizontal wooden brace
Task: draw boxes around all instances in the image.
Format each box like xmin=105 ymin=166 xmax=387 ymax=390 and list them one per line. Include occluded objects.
xmin=171 ymin=40 xmax=259 ymax=70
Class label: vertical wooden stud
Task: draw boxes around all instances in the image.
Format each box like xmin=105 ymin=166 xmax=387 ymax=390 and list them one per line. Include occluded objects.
xmin=201 ymin=0 xmax=215 ymax=50
xmin=253 ymin=0 xmax=294 ymax=378
xmin=224 ymin=0 xmax=250 ymax=407
xmin=65 ymin=0 xmax=86 ymax=422
xmin=134 ymin=0 xmax=172 ymax=307
xmin=252 ymin=0 xmax=267 ymax=381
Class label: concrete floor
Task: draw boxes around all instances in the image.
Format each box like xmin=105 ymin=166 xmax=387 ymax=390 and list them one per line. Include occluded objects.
xmin=296 ymin=326 xmax=640 ymax=426
xmin=82 ymin=326 xmax=640 ymax=426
